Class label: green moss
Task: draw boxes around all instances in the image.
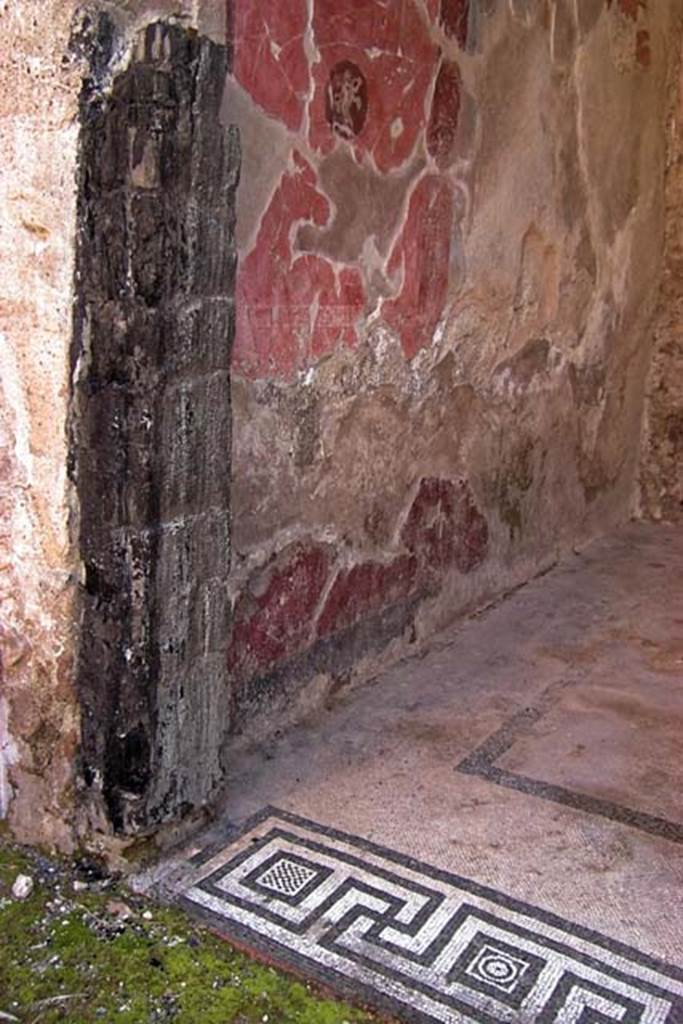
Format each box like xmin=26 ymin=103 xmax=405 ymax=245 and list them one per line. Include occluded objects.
xmin=0 ymin=842 xmax=379 ymax=1024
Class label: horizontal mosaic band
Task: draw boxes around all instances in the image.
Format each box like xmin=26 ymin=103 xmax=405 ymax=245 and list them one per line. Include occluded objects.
xmin=456 ymin=684 xmax=683 ymax=845
xmin=174 ymin=808 xmax=683 ymax=1024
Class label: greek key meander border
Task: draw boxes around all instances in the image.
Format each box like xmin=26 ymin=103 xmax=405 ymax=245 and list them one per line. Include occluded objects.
xmin=174 ymin=806 xmax=682 ymax=1024
xmin=456 ymin=683 xmax=683 ymax=845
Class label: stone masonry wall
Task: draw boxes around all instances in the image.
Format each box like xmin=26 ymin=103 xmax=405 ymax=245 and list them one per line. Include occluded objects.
xmin=640 ymin=28 xmax=683 ymax=521
xmin=71 ymin=14 xmax=239 ymax=839
xmin=0 ymin=0 xmax=233 ymax=853
xmin=226 ymin=0 xmax=681 ymax=736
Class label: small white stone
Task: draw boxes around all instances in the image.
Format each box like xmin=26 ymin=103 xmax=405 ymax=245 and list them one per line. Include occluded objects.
xmin=142 ymin=910 xmax=153 ymax=920
xmin=11 ymin=874 xmax=34 ymax=900
xmin=106 ymin=899 xmax=133 ymax=920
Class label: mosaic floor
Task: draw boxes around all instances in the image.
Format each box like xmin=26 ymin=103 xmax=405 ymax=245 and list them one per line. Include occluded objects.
xmin=144 ymin=525 xmax=683 ymax=1022
xmin=173 ymin=808 xmax=682 ymax=1024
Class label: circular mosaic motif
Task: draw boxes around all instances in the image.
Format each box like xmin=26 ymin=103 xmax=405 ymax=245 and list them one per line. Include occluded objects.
xmin=477 ymin=952 xmax=520 ymax=985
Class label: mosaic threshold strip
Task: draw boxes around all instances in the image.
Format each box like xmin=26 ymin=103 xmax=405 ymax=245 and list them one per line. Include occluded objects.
xmin=173 ymin=808 xmax=683 ymax=1024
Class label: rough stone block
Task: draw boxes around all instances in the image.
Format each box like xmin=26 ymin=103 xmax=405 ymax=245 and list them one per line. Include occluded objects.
xmin=72 ymin=18 xmax=238 ymax=834
xmin=158 ymin=372 xmax=231 ymax=522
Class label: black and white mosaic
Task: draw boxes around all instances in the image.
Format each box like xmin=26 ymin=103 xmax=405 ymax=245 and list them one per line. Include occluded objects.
xmin=456 ymin=686 xmax=683 ymax=845
xmin=174 ymin=808 xmax=683 ymax=1024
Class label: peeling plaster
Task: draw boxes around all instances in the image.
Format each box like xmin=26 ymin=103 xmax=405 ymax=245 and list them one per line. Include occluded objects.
xmin=227 ymin=0 xmax=681 ymax=740
xmin=1 ymin=0 xmax=681 ymax=849
xmin=0 ymin=695 xmax=18 ymax=819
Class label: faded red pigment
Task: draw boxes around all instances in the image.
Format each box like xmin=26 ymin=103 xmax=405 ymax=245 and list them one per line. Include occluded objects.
xmin=439 ymin=0 xmax=470 ymax=47
xmin=228 ymin=543 xmax=332 ymax=679
xmin=402 ymin=478 xmax=489 ymax=577
xmin=604 ymin=1 xmax=651 ymax=70
xmin=427 ymin=60 xmax=462 ymax=170
xmin=316 ymin=555 xmax=418 ymax=638
xmin=382 ymin=176 xmax=454 ymax=360
xmin=608 ymin=0 xmax=644 ymax=21
xmin=636 ymin=29 xmax=652 ymax=68
xmin=234 ymin=152 xmax=365 ymax=380
xmin=227 ymin=476 xmax=489 ymax=680
xmin=308 ymin=0 xmax=437 ymax=173
xmin=233 ymin=0 xmax=309 ymax=131
xmin=232 ymin=0 xmax=463 ymax=382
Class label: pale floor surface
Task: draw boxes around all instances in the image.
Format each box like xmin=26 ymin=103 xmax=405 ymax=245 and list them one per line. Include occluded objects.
xmin=140 ymin=522 xmax=683 ymax=1020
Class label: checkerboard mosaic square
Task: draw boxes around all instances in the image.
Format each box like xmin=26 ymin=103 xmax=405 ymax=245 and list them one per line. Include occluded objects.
xmin=173 ymin=809 xmax=683 ymax=1024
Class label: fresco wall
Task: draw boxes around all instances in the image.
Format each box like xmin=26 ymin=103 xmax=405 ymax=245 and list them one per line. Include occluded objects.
xmin=0 ymin=0 xmax=680 ymax=853
xmin=640 ymin=34 xmax=683 ymax=521
xmin=226 ymin=0 xmax=680 ymax=734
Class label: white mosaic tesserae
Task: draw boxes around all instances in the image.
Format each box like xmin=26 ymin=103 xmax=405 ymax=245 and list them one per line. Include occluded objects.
xmin=175 ymin=809 xmax=683 ymax=1024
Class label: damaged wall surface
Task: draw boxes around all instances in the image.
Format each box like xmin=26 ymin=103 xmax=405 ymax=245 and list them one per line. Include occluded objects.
xmin=0 ymin=0 xmax=83 ymax=850
xmin=640 ymin=32 xmax=683 ymax=522
xmin=226 ymin=0 xmax=681 ymax=735
xmin=1 ymin=0 xmax=681 ymax=853
xmin=0 ymin=0 xmax=237 ymax=850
